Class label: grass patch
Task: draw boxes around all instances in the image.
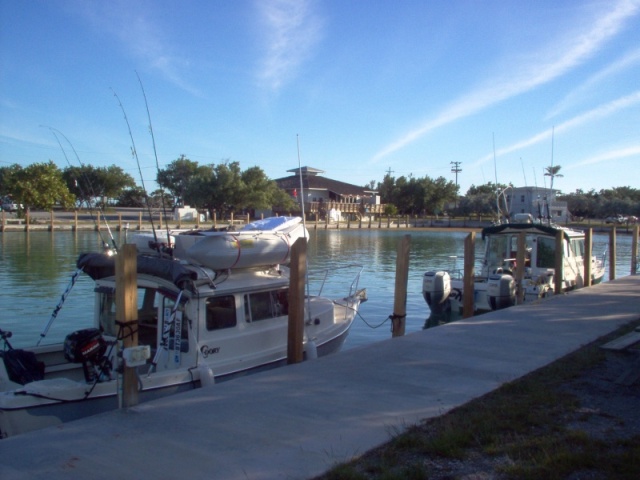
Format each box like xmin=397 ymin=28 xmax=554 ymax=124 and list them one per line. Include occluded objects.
xmin=315 ymin=320 xmax=640 ymax=480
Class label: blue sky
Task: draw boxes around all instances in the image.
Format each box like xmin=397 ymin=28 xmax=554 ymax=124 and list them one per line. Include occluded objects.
xmin=1 ymin=0 xmax=639 ymax=196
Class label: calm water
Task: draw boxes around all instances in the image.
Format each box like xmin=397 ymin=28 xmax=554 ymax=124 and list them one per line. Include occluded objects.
xmin=0 ymin=229 xmax=635 ymax=350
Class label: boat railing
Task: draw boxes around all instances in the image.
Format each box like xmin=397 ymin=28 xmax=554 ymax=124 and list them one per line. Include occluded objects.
xmin=308 ymin=264 xmax=364 ymax=299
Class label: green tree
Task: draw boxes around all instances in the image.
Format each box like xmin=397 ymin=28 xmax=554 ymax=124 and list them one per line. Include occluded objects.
xmin=0 ymin=164 xmax=23 ymax=196
xmin=544 ymin=165 xmax=563 ymax=190
xmin=376 ymin=173 xmax=458 ymax=215
xmin=13 ymin=161 xmax=75 ymax=210
xmin=63 ymin=164 xmax=135 ymax=206
xmin=100 ymin=165 xmax=136 ymax=200
xmin=241 ymin=166 xmax=283 ymax=211
xmin=117 ymin=186 xmax=148 ymax=208
xmin=157 ymin=155 xmax=207 ymax=206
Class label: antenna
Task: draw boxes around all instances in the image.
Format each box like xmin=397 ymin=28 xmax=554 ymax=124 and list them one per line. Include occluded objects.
xmin=492 ymin=133 xmax=498 ymax=185
xmin=520 ymin=157 xmax=528 ymax=186
xmin=296 ymin=134 xmax=307 ymax=237
xmin=296 ymin=134 xmax=311 ymax=323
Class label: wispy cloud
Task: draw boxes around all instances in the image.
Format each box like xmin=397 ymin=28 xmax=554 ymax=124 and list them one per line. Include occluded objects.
xmin=474 ymin=91 xmax=640 ymax=164
xmin=566 ymin=145 xmax=640 ymax=169
xmin=371 ymin=0 xmax=640 ymax=163
xmin=546 ymin=47 xmax=640 ymax=119
xmin=255 ymin=0 xmax=323 ymax=91
xmin=76 ymin=1 xmax=201 ymax=96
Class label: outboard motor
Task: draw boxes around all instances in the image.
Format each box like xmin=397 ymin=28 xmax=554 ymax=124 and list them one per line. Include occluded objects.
xmin=423 ymin=271 xmax=451 ymax=313
xmin=487 ymin=274 xmax=516 ymax=310
xmin=64 ymin=328 xmax=111 ymax=383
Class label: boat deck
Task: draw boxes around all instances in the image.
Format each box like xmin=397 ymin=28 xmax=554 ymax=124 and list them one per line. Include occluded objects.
xmin=2 ymin=275 xmax=640 ymax=480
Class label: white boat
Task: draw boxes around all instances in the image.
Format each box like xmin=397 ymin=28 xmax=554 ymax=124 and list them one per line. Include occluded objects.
xmin=0 ymin=217 xmax=366 ymax=438
xmin=423 ymin=220 xmax=605 ymax=318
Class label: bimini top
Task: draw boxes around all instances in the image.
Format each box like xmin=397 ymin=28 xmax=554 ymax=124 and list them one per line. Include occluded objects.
xmin=481 ymin=222 xmax=584 ymax=241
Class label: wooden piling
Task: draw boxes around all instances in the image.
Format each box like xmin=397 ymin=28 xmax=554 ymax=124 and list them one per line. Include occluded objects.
xmin=287 ymin=237 xmax=306 ymax=364
xmin=391 ymin=234 xmax=411 ymax=337
xmin=118 ymin=213 xmax=122 ymax=231
xmin=609 ymin=227 xmax=616 ymax=281
xmin=462 ymin=232 xmax=475 ymax=318
xmin=632 ymin=225 xmax=638 ymax=275
xmin=138 ymin=211 xmax=142 ymax=230
xmin=49 ymin=210 xmax=54 ymax=231
xmin=584 ymin=228 xmax=592 ymax=287
xmin=74 ymin=211 xmax=78 ymax=231
xmin=555 ymin=231 xmax=564 ymax=295
xmin=96 ymin=211 xmax=101 ymax=231
xmin=516 ymin=232 xmax=525 ymax=304
xmin=115 ymin=244 xmax=139 ymax=408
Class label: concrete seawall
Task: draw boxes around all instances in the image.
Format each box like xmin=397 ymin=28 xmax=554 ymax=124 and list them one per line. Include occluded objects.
xmin=1 ymin=275 xmax=639 ymax=479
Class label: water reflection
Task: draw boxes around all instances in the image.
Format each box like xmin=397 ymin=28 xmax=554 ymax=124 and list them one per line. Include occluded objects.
xmin=0 ymin=229 xmax=635 ymax=349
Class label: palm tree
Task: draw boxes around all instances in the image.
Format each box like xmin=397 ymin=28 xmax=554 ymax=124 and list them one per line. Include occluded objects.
xmin=544 ymin=165 xmax=563 ymax=190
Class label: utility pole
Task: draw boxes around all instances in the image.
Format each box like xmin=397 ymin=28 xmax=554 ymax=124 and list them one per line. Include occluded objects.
xmin=451 ymin=161 xmax=462 ymax=208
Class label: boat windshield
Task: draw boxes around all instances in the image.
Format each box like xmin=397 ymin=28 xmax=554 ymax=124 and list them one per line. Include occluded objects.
xmin=536 ymin=236 xmax=556 ymax=268
xmin=485 ymin=233 xmax=536 ymax=272
xmin=485 ymin=236 xmax=509 ymax=269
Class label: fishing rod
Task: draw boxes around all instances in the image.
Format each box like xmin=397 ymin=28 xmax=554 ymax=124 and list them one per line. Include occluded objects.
xmin=35 ymin=126 xmax=116 ymax=344
xmin=43 ymin=126 xmax=117 ymax=252
xmin=36 ymin=267 xmax=84 ymax=346
xmin=136 ymin=71 xmax=172 ymax=245
xmin=111 ymin=89 xmax=160 ymax=252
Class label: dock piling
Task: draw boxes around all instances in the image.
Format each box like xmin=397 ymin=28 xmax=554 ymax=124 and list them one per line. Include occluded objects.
xmin=391 ymin=234 xmax=411 ymax=337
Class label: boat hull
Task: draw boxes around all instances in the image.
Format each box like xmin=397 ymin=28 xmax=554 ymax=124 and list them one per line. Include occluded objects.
xmin=0 ymin=321 xmax=354 ymax=438
xmin=0 ymin=288 xmax=365 ymax=439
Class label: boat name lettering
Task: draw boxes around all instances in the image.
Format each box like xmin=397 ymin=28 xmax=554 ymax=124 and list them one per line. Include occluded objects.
xmin=200 ymin=345 xmax=220 ymax=358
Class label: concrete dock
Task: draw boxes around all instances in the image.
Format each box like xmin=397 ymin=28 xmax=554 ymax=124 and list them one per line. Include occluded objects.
xmin=1 ymin=275 xmax=639 ymax=479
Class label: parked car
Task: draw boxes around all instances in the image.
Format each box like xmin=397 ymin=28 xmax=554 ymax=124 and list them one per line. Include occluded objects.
xmin=1 ymin=202 xmax=22 ymax=212
xmin=605 ymin=215 xmax=628 ymax=224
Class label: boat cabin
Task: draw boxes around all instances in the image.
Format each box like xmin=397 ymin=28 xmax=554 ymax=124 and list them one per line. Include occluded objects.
xmin=480 ymin=224 xmax=587 ymax=285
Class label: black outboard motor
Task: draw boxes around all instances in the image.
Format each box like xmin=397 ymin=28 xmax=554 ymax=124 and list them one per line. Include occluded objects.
xmin=64 ymin=328 xmax=111 ymax=383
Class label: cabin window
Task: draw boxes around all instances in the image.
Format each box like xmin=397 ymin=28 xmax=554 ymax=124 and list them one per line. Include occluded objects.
xmin=570 ymin=239 xmax=585 ymax=258
xmin=97 ymin=290 xmax=117 ymax=337
xmin=138 ymin=287 xmax=159 ymax=325
xmin=244 ymin=289 xmax=289 ymax=322
xmin=536 ymin=237 xmax=556 ymax=268
xmin=206 ymin=295 xmax=237 ymax=330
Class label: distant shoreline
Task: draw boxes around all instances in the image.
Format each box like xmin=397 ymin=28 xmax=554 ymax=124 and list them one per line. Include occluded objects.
xmin=1 ymin=210 xmax=636 ymax=234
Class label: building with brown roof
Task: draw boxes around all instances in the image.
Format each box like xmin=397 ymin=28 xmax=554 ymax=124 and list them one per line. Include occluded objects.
xmin=274 ymin=166 xmax=382 ymax=218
